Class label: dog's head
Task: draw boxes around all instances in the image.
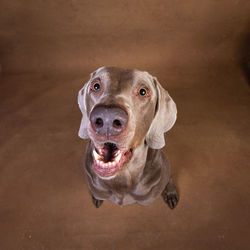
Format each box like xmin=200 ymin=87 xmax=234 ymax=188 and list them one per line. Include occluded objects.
xmin=78 ymin=67 xmax=177 ymax=179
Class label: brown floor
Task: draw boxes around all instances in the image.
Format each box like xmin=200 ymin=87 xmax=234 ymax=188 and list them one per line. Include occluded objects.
xmin=0 ymin=1 xmax=250 ymax=249
xmin=0 ymin=66 xmax=249 ymax=250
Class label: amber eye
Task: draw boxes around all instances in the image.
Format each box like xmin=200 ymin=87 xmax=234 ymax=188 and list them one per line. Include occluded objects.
xmin=139 ymin=88 xmax=147 ymax=96
xmin=93 ymin=83 xmax=100 ymax=91
xmin=91 ymin=80 xmax=101 ymax=92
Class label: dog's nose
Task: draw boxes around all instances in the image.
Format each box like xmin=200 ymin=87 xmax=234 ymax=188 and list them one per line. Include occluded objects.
xmin=90 ymin=106 xmax=128 ymax=136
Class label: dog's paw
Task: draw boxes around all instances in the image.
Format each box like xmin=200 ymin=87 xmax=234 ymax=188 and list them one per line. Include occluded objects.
xmin=161 ymin=184 xmax=179 ymax=209
xmin=92 ymin=195 xmax=104 ymax=208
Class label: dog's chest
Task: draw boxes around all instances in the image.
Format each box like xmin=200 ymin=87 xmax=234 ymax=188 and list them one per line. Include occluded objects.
xmin=96 ymin=169 xmax=156 ymax=206
xmin=109 ymin=192 xmax=137 ymax=206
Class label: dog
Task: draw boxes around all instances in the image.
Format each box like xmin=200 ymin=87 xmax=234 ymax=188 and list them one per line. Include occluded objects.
xmin=78 ymin=66 xmax=179 ymax=208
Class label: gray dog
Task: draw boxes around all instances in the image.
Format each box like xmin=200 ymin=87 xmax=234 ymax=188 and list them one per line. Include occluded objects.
xmin=78 ymin=66 xmax=179 ymax=208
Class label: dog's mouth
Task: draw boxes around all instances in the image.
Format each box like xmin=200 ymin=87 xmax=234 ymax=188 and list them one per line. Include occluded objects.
xmin=92 ymin=142 xmax=133 ymax=178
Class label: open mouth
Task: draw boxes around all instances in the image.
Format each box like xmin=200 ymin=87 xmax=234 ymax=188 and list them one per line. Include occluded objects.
xmin=92 ymin=142 xmax=133 ymax=178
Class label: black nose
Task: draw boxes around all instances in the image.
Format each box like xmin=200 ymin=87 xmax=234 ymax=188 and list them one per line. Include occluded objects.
xmin=90 ymin=106 xmax=128 ymax=136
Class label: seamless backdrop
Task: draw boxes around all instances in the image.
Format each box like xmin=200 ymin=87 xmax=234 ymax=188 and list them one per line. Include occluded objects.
xmin=0 ymin=1 xmax=250 ymax=249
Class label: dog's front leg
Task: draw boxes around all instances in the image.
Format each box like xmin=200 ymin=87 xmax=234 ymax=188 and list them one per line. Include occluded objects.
xmin=92 ymin=195 xmax=104 ymax=208
xmin=162 ymin=178 xmax=179 ymax=209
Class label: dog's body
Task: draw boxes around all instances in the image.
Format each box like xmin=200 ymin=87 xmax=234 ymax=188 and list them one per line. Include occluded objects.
xmin=78 ymin=67 xmax=178 ymax=208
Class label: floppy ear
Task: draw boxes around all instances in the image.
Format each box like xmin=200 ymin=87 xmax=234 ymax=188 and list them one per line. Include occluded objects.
xmin=78 ymin=69 xmax=101 ymax=139
xmin=78 ymin=83 xmax=89 ymax=139
xmin=146 ymin=77 xmax=177 ymax=149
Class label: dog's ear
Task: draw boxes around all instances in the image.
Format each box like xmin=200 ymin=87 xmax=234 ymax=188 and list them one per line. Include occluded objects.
xmin=146 ymin=77 xmax=177 ymax=149
xmin=78 ymin=83 xmax=89 ymax=139
xmin=78 ymin=69 xmax=101 ymax=139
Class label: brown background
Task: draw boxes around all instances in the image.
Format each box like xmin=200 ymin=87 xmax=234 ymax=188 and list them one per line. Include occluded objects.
xmin=0 ymin=0 xmax=250 ymax=249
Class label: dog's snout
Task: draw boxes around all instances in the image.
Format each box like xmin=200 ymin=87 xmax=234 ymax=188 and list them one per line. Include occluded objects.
xmin=90 ymin=106 xmax=128 ymax=136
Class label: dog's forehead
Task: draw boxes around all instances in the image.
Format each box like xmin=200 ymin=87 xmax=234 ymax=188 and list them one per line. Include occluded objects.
xmin=92 ymin=67 xmax=154 ymax=88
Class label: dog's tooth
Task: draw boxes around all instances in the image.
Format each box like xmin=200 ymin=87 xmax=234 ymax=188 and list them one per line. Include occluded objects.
xmin=93 ymin=149 xmax=101 ymax=160
xmin=114 ymin=150 xmax=120 ymax=157
xmin=112 ymin=161 xmax=116 ymax=167
xmin=93 ymin=150 xmax=98 ymax=159
xmin=108 ymin=162 xmax=112 ymax=168
xmin=115 ymin=152 xmax=122 ymax=162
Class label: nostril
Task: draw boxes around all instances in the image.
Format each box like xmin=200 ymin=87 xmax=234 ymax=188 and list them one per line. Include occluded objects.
xmin=113 ymin=119 xmax=122 ymax=128
xmin=95 ymin=118 xmax=103 ymax=128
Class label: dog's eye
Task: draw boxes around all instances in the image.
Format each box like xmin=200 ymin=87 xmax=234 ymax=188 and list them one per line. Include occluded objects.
xmin=93 ymin=83 xmax=100 ymax=91
xmin=139 ymin=88 xmax=147 ymax=96
xmin=136 ymin=86 xmax=151 ymax=99
xmin=91 ymin=79 xmax=101 ymax=92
